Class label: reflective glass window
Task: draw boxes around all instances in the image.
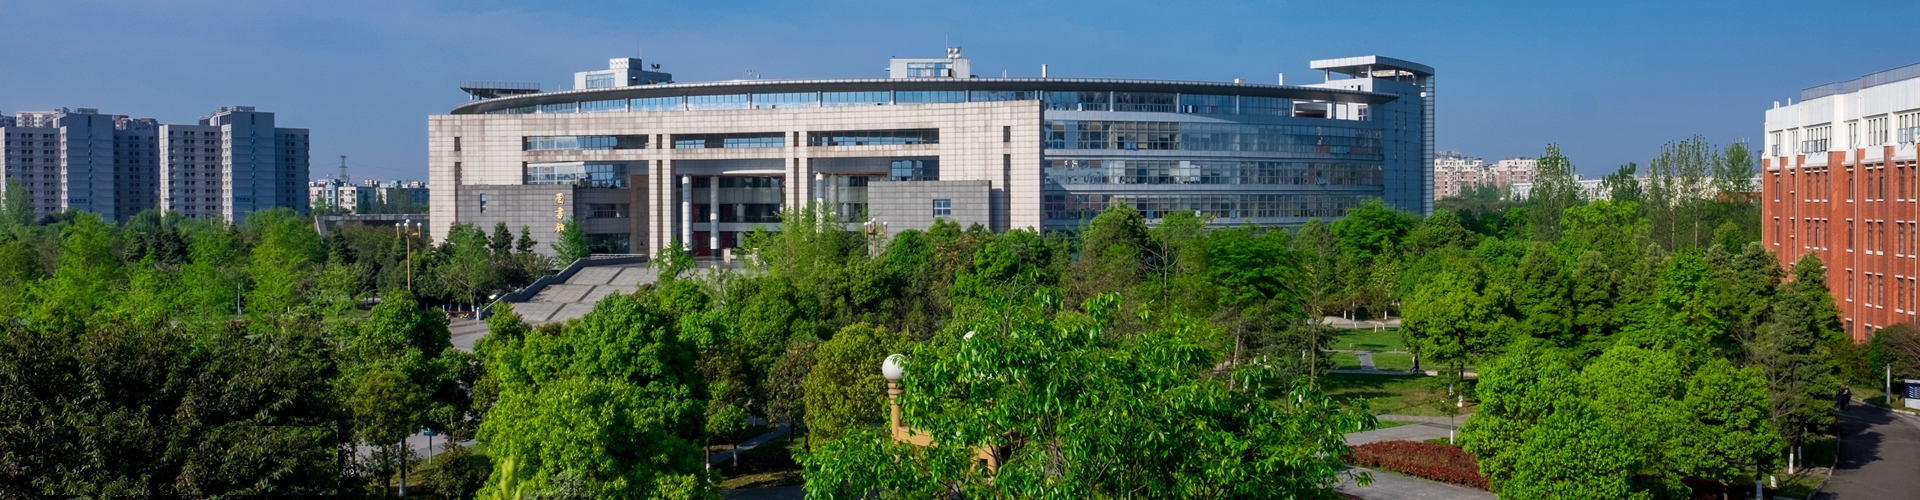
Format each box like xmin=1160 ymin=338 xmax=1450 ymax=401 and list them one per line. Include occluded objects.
xmin=1179 ymin=94 xmax=1235 ymax=114
xmin=584 ymin=73 xmax=616 ymax=89
xmin=687 ymin=94 xmax=751 ymax=110
xmin=889 ymin=158 xmax=939 ymax=181
xmin=585 ymin=233 xmax=630 ymax=254
xmin=970 ymin=90 xmax=1037 ymax=102
xmin=1239 ymin=96 xmax=1291 ymax=116
xmin=933 ymin=199 xmax=952 ymax=217
xmin=1041 ymin=192 xmax=1373 ymax=223
xmin=1043 ymin=159 xmax=1381 ymax=186
xmin=580 ymin=99 xmax=628 ymax=113
xmin=523 ymin=135 xmax=647 ymax=151
xmin=526 ymin=162 xmax=630 ymax=187
xmin=589 ymin=203 xmax=631 ymax=218
xmin=537 ymin=102 xmax=578 ymax=114
xmin=505 ymin=106 xmax=536 ymax=115
xmin=1043 ymin=120 xmax=1383 ymax=156
xmin=753 ymin=92 xmax=820 ymax=109
xmin=672 ymin=132 xmax=785 ymax=149
xmin=808 ymin=129 xmax=939 ymax=146
xmin=1044 ymin=91 xmax=1110 ymax=111
xmin=905 ymin=62 xmax=952 ymax=77
xmin=824 ymin=91 xmax=890 ymax=106
xmin=1114 ymin=93 xmax=1176 ymax=113
xmin=895 ymin=91 xmax=966 ymax=104
xmin=631 ymin=96 xmax=685 ymax=112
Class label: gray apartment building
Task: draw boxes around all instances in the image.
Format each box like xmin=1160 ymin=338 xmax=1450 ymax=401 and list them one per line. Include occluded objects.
xmin=0 ymin=108 xmax=160 ymax=222
xmin=1 ymin=106 xmax=309 ymax=224
xmin=431 ymin=51 xmax=1434 ymax=257
xmin=159 ymin=106 xmax=311 ymax=223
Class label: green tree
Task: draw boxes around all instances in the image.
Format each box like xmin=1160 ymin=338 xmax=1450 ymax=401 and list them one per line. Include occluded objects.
xmin=1459 ymin=346 xmax=1578 ymax=488
xmin=801 ymin=292 xmax=1371 ymax=499
xmin=490 ymin=222 xmax=514 ymax=258
xmin=802 ymin=323 xmax=905 ymax=443
xmin=1751 ymin=253 xmax=1844 ymax=448
xmin=478 ymin=377 xmax=714 ymax=500
xmin=551 ymin=217 xmax=588 ymax=263
xmin=1501 ymin=400 xmax=1646 ymax=500
xmin=1402 ymin=254 xmax=1511 ymax=378
xmin=1673 ymin=358 xmax=1783 ymax=488
xmin=245 ymin=208 xmax=324 ymax=316
xmin=476 ymin=292 xmax=711 ymax=499
xmin=1071 ymin=205 xmax=1148 ymax=303
xmin=0 ymin=179 xmax=31 ymax=232
xmin=438 ymin=223 xmax=499 ymax=310
xmin=34 ymin=212 xmax=120 ymax=330
xmin=1528 ymin=143 xmax=1583 ymax=241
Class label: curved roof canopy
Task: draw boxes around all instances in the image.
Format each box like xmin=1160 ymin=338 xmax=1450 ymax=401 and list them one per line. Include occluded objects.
xmin=449 ymin=77 xmax=1398 ymax=115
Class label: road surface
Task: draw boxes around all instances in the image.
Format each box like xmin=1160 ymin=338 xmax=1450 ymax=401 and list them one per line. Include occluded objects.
xmin=1815 ymin=402 xmax=1920 ymax=499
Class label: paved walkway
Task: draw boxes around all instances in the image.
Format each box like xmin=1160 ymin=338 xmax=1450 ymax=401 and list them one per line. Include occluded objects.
xmin=1346 ymin=422 xmax=1459 ymax=447
xmin=1336 ymin=467 xmax=1494 ymax=500
xmin=710 ymin=424 xmax=791 ymax=466
xmin=1815 ymin=402 xmax=1920 ymax=499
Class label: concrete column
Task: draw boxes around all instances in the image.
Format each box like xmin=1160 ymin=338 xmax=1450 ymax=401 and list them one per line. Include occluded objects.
xmin=708 ymin=175 xmax=719 ymax=252
xmin=679 ymin=175 xmax=691 ymax=246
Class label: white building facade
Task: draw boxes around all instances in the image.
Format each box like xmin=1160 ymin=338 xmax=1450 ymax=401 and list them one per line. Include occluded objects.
xmin=431 ymin=53 xmax=1435 ymax=257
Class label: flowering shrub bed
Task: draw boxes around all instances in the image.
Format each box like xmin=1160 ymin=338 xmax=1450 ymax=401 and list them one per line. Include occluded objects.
xmin=1346 ymin=440 xmax=1489 ymax=490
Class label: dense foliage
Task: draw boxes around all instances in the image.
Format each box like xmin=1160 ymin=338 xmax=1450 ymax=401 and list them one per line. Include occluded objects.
xmin=0 ymin=135 xmax=1888 ymax=498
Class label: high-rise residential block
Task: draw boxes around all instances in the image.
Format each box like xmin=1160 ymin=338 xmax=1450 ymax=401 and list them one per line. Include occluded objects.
xmin=0 ymin=108 xmax=160 ymax=222
xmin=158 ymin=106 xmax=310 ymax=223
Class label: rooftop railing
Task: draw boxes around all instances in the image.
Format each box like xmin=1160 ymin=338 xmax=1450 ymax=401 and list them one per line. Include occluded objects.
xmin=1801 ymin=61 xmax=1920 ymax=101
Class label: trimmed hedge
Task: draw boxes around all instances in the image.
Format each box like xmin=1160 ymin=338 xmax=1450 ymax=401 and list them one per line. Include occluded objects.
xmin=1347 ymin=440 xmax=1489 ymax=490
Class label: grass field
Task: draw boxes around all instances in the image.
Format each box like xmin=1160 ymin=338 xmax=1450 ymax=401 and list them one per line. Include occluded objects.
xmin=1330 ymin=352 xmax=1415 ymax=371
xmin=1333 ymin=327 xmax=1408 ymax=352
xmin=1323 ymin=372 xmax=1477 ymax=417
xmin=1371 ymin=352 xmax=1414 ymax=371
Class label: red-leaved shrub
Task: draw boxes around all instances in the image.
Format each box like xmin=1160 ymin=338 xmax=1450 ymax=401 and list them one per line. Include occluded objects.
xmin=1346 ymin=440 xmax=1489 ymax=490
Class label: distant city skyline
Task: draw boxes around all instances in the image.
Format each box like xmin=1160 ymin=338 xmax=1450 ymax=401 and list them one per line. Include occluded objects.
xmin=3 ymin=0 xmax=1916 ymax=182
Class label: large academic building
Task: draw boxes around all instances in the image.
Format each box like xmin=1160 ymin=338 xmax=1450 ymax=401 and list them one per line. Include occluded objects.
xmin=1764 ymin=62 xmax=1920 ymax=342
xmin=429 ymin=51 xmax=1434 ymax=257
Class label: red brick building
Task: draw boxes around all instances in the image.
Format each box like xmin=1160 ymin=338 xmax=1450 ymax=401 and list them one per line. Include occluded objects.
xmin=1763 ymin=62 xmax=1920 ymax=342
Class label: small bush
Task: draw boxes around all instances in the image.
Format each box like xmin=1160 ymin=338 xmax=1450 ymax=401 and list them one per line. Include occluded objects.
xmin=1347 ymin=440 xmax=1488 ymax=490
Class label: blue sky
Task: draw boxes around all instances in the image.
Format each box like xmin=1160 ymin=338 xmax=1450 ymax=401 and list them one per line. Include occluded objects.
xmin=2 ymin=0 xmax=1915 ymax=181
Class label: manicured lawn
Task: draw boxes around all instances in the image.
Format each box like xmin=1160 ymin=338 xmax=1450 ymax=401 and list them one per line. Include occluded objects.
xmin=1323 ymin=372 xmax=1477 ymax=417
xmin=1333 ymin=327 xmax=1408 ymax=352
xmin=1371 ymin=419 xmax=1413 ymax=430
xmin=1330 ymin=352 xmax=1415 ymax=371
xmin=1331 ymin=352 xmax=1363 ymax=370
xmin=1372 ymin=352 xmax=1414 ymax=371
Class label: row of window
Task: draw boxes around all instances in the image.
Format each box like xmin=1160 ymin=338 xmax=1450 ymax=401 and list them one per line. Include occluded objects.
xmin=1771 ymin=112 xmax=1920 ymax=156
xmin=1772 ymin=162 xmax=1917 ymax=203
xmin=672 ymin=133 xmax=785 ymax=149
xmin=486 ymin=91 xmax=1351 ymax=120
xmin=1043 ymin=159 xmax=1383 ymax=186
xmin=525 ymin=162 xmax=630 ymax=187
xmin=1848 ymin=270 xmax=1918 ymax=314
xmin=524 ymin=135 xmax=649 ymax=151
xmin=1041 ymin=192 xmax=1373 ymax=222
xmin=808 ymin=129 xmax=938 ymax=146
xmin=1043 ymin=120 xmax=1384 ymax=155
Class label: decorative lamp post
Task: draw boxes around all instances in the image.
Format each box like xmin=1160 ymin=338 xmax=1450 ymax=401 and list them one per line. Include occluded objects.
xmin=883 ymin=354 xmax=906 ymax=437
